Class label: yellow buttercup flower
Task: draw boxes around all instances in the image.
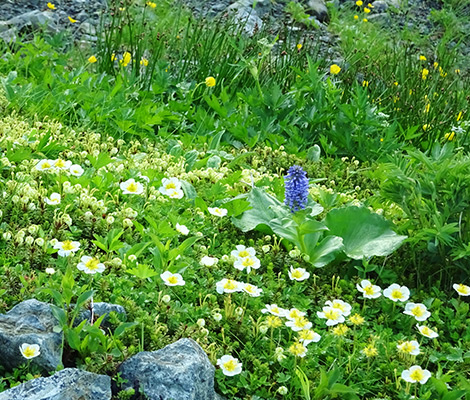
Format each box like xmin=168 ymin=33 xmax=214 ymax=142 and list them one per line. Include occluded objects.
xmin=363 ymin=18 xmax=368 ymax=22
xmin=120 ymin=51 xmax=132 ymax=67
xmin=68 ymin=16 xmax=77 ymax=23
xmin=297 ymin=43 xmax=302 ymax=50
xmin=47 ymin=2 xmax=56 ymax=10
xmin=419 ymin=55 xmax=427 ymax=61
xmin=88 ymin=55 xmax=97 ymax=63
xmin=356 ymin=0 xmax=363 ymax=5
xmin=364 ymin=7 xmax=371 ymax=13
xmin=140 ymin=58 xmax=149 ymax=66
xmin=422 ymin=68 xmax=429 ymax=80
xmin=146 ymin=1 xmax=156 ymax=7
xmin=205 ymin=76 xmax=216 ymax=87
xmin=444 ymin=132 xmax=455 ymax=141
xmin=354 ymin=15 xmax=359 ymax=19
xmin=330 ymin=64 xmax=341 ymax=75
xmin=457 ymin=111 xmax=463 ymax=121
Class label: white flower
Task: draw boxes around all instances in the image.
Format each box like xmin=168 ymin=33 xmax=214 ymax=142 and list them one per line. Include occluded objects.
xmin=35 ymin=238 xmax=45 ymax=247
xmin=288 ymin=266 xmax=310 ymax=282
xmin=120 ymin=179 xmax=144 ymax=195
xmin=176 ymin=223 xmax=189 ymax=235
xmin=298 ymin=329 xmax=321 ymax=346
xmin=285 ymin=316 xmax=313 ymax=331
xmin=53 ymin=159 xmax=72 ymax=170
xmin=35 ymin=159 xmax=54 ymax=171
xmin=274 ymin=346 xmax=286 ymax=362
xmin=356 ymin=280 xmax=382 ymax=299
xmin=160 ymin=271 xmax=185 ymax=286
xmin=69 ymin=164 xmax=84 ymax=177
xmin=217 ymin=355 xmax=242 ymax=376
xmin=261 ymin=304 xmax=287 ymax=317
xmin=44 ymin=192 xmax=61 ymax=205
xmin=453 ymin=283 xmax=470 ymax=296
xmin=278 ymin=386 xmax=288 ymax=395
xmin=403 ymin=303 xmax=431 ymax=321
xmin=159 ymin=178 xmax=182 ymax=195
xmin=213 ymin=312 xmax=223 ymax=322
xmin=45 ymin=267 xmax=55 ymax=275
xmin=162 ymin=294 xmax=171 ymax=303
xmin=19 ymin=343 xmax=40 ymax=359
xmin=197 ymin=318 xmax=206 ymax=328
xmin=77 ymin=256 xmax=106 ymax=274
xmin=285 ymin=308 xmax=306 ymax=321
xmin=397 ymin=340 xmax=420 ymax=355
xmin=241 ymin=283 xmax=263 ymax=297
xmin=216 ymin=278 xmax=241 ymax=294
xmin=53 ymin=240 xmax=80 ymax=257
xmin=231 ymin=245 xmax=256 ymax=259
xmin=200 ymin=255 xmax=218 ymax=267
xmin=233 ymin=255 xmax=260 ymax=273
xmin=325 ymin=299 xmax=352 ymax=317
xmin=401 ymin=365 xmax=431 ymax=384
xmin=167 ymin=188 xmax=184 ymax=199
xmin=208 ymin=207 xmax=228 ymax=217
xmin=383 ymin=284 xmax=410 ymax=302
xmin=416 ymin=324 xmax=439 ymax=339
xmin=317 ymin=306 xmax=345 ymax=326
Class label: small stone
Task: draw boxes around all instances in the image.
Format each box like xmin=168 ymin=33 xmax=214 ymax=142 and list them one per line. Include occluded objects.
xmin=118 ymin=338 xmax=219 ymax=400
xmin=0 ymin=368 xmax=111 ymax=400
xmin=75 ymin=302 xmax=126 ymax=328
xmin=371 ymin=1 xmax=388 ymax=13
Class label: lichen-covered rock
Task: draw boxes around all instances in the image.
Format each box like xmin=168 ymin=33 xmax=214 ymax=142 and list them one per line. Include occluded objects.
xmin=0 ymin=299 xmax=63 ymax=371
xmin=0 ymin=368 xmax=111 ymax=400
xmin=118 ymin=338 xmax=219 ymax=400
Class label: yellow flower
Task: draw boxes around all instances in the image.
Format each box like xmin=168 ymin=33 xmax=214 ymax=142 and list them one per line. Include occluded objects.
xmin=424 ymin=103 xmax=430 ymax=113
xmin=439 ymin=67 xmax=447 ymax=77
xmin=297 ymin=43 xmax=302 ymax=50
xmin=146 ymin=1 xmax=156 ymax=7
xmin=433 ymin=61 xmax=439 ymax=69
xmin=68 ymin=16 xmax=77 ymax=23
xmin=422 ymin=124 xmax=429 ymax=131
xmin=288 ymin=342 xmax=307 ymax=357
xmin=364 ymin=7 xmax=371 ymax=13
xmin=419 ymin=55 xmax=427 ymax=61
xmin=330 ymin=64 xmax=341 ymax=75
xmin=47 ymin=2 xmax=56 ymax=10
xmin=455 ymin=69 xmax=460 ymax=74
xmin=363 ymin=18 xmax=368 ymax=22
xmin=422 ymin=68 xmax=429 ymax=80
xmin=354 ymin=15 xmax=359 ymax=19
xmin=205 ymin=76 xmax=216 ymax=87
xmin=348 ymin=313 xmax=364 ymax=326
xmin=88 ymin=55 xmax=97 ymax=63
xmin=120 ymin=51 xmax=132 ymax=67
xmin=362 ymin=80 xmax=369 ymax=87
xmin=266 ymin=315 xmax=283 ymax=328
xmin=444 ymin=132 xmax=455 ymax=141
xmin=457 ymin=111 xmax=463 ymax=121
xmin=140 ymin=58 xmax=149 ymax=66
xmin=356 ymin=0 xmax=363 ymax=5
xmin=111 ymin=53 xmax=116 ymax=61
xmin=332 ymin=324 xmax=349 ymax=336
xmin=362 ymin=344 xmax=378 ymax=357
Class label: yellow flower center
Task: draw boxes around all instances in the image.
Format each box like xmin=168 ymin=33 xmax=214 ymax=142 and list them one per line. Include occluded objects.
xmin=457 ymin=284 xmax=470 ymax=295
xmin=324 ymin=309 xmax=340 ymax=320
xmin=55 ymin=159 xmax=66 ymax=168
xmin=238 ymin=250 xmax=249 ymax=257
xmin=292 ymin=269 xmax=303 ymax=279
xmin=391 ymin=289 xmax=404 ymax=299
xmin=364 ymin=285 xmax=375 ymax=295
xmin=267 ymin=316 xmax=282 ymax=328
xmin=127 ymin=182 xmax=138 ymax=192
xmin=165 ymin=182 xmax=176 ymax=190
xmin=332 ymin=302 xmax=346 ymax=312
xmin=224 ymin=280 xmax=237 ymax=290
xmin=62 ymin=240 xmax=74 ymax=251
xmin=223 ymin=359 xmax=236 ymax=372
xmin=41 ymin=162 xmax=51 ymax=169
xmin=244 ymin=285 xmax=254 ymax=293
xmin=401 ymin=342 xmax=414 ymax=353
xmin=299 ymin=330 xmax=314 ymax=340
xmin=332 ymin=324 xmax=349 ymax=336
xmin=411 ymin=306 xmax=424 ymax=317
xmin=168 ymin=276 xmax=178 ymax=285
xmin=289 ymin=342 xmax=305 ymax=356
xmin=294 ymin=317 xmax=308 ymax=328
xmin=23 ymin=346 xmax=35 ymax=357
xmin=363 ymin=345 xmax=378 ymax=357
xmin=349 ymin=314 xmax=364 ymax=325
xmin=409 ymin=369 xmax=424 ymax=382
xmin=85 ymin=258 xmax=100 ymax=271
xmin=242 ymin=258 xmax=255 ymax=267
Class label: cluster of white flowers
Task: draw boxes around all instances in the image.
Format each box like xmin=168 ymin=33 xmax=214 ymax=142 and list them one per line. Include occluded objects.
xmin=35 ymin=159 xmax=84 ymax=176
xmin=317 ymin=299 xmax=352 ymax=326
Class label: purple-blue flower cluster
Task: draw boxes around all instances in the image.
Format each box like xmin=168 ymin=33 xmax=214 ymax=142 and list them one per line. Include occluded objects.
xmin=284 ymin=165 xmax=309 ymax=213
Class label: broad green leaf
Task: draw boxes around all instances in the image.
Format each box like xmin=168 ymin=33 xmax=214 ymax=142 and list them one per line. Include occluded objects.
xmin=442 ymin=391 xmax=467 ymax=400
xmin=126 ymin=264 xmax=158 ymax=279
xmin=306 ymin=235 xmax=344 ymax=268
xmin=114 ymin=322 xmax=138 ymax=338
xmin=325 ymin=206 xmax=407 ymax=259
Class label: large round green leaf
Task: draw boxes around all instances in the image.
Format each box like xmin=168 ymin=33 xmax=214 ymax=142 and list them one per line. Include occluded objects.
xmin=325 ymin=206 xmax=407 ymax=260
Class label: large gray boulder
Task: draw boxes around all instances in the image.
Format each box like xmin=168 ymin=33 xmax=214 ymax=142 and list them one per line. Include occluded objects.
xmin=0 ymin=299 xmax=63 ymax=371
xmin=76 ymin=302 xmax=126 ymax=328
xmin=0 ymin=368 xmax=111 ymax=400
xmin=305 ymin=0 xmax=329 ymax=22
xmin=118 ymin=338 xmax=219 ymax=400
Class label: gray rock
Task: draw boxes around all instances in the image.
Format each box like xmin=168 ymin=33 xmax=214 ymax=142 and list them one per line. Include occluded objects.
xmin=305 ymin=0 xmax=329 ymax=23
xmin=0 ymin=299 xmax=63 ymax=371
xmin=118 ymin=338 xmax=218 ymax=400
xmin=6 ymin=10 xmax=59 ymax=33
xmin=79 ymin=21 xmax=96 ymax=35
xmin=0 ymin=368 xmax=111 ymax=400
xmin=76 ymin=302 xmax=126 ymax=328
xmin=371 ymin=0 xmax=388 ymax=12
xmin=227 ymin=0 xmax=263 ymax=35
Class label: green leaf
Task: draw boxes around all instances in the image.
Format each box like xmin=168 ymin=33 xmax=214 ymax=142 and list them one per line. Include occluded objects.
xmin=307 ymin=144 xmax=321 ymax=161
xmin=184 ymin=150 xmax=199 ymax=172
xmin=306 ymin=235 xmax=344 ymax=268
xmin=75 ymin=290 xmax=94 ymax=310
xmin=207 ymin=155 xmax=222 ymax=169
xmin=181 ymin=180 xmax=197 ymax=200
xmin=442 ymin=391 xmax=467 ymax=400
xmin=126 ymin=264 xmax=158 ymax=279
xmin=50 ymin=304 xmax=67 ymax=327
xmin=114 ymin=322 xmax=138 ymax=338
xmin=325 ymin=206 xmax=407 ymax=259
